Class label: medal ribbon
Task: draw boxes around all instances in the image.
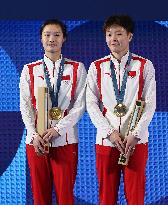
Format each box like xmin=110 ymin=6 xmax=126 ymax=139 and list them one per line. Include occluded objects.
xmin=110 ymin=53 xmax=132 ymax=104
xmin=43 ymin=57 xmax=65 ymax=107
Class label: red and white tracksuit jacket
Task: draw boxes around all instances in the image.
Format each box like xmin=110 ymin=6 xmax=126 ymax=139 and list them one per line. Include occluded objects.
xmin=86 ymin=51 xmax=156 ymax=146
xmin=20 ymin=55 xmax=87 ymax=147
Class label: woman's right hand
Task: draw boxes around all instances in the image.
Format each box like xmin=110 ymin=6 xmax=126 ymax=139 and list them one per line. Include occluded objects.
xmin=109 ymin=130 xmax=125 ymax=154
xmin=33 ymin=134 xmax=45 ymax=155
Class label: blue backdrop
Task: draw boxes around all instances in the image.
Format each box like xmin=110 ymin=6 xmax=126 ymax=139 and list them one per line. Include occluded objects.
xmin=0 ymin=20 xmax=168 ymax=205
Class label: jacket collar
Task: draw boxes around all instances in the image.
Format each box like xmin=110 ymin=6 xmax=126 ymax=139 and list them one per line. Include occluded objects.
xmin=43 ymin=54 xmax=62 ymax=70
xmin=110 ymin=51 xmax=130 ymax=70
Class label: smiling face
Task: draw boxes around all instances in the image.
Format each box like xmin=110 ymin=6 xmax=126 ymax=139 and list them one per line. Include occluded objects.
xmin=41 ymin=24 xmax=65 ymax=58
xmin=105 ymin=24 xmax=133 ymax=60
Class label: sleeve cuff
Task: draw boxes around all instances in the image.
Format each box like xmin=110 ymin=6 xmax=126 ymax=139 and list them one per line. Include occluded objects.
xmin=53 ymin=126 xmax=62 ymax=136
xmin=30 ymin=132 xmax=39 ymax=144
xmin=106 ymin=127 xmax=117 ymax=138
xmin=130 ymin=129 xmax=141 ymax=140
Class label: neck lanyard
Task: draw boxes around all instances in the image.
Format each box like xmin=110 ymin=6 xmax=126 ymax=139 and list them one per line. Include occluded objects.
xmin=43 ymin=57 xmax=65 ymax=107
xmin=110 ymin=53 xmax=132 ymax=104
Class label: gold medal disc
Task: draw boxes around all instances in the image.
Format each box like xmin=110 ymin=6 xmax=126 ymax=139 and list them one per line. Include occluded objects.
xmin=49 ymin=107 xmax=62 ymax=120
xmin=114 ymin=103 xmax=127 ymax=117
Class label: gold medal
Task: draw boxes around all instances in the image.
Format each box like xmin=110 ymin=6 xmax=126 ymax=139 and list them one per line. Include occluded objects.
xmin=49 ymin=107 xmax=63 ymax=120
xmin=114 ymin=103 xmax=127 ymax=117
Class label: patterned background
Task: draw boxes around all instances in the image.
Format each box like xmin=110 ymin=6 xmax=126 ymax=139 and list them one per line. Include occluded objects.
xmin=0 ymin=20 xmax=168 ymax=205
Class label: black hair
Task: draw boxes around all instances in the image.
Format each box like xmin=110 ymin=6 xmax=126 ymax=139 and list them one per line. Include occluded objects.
xmin=40 ymin=19 xmax=67 ymax=38
xmin=103 ymin=15 xmax=134 ymax=34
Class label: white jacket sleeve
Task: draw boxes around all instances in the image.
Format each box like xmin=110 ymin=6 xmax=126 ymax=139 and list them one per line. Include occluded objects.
xmin=86 ymin=62 xmax=115 ymax=137
xmin=131 ymin=60 xmax=156 ymax=139
xmin=20 ymin=65 xmax=37 ymax=139
xmin=54 ymin=63 xmax=87 ymax=136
